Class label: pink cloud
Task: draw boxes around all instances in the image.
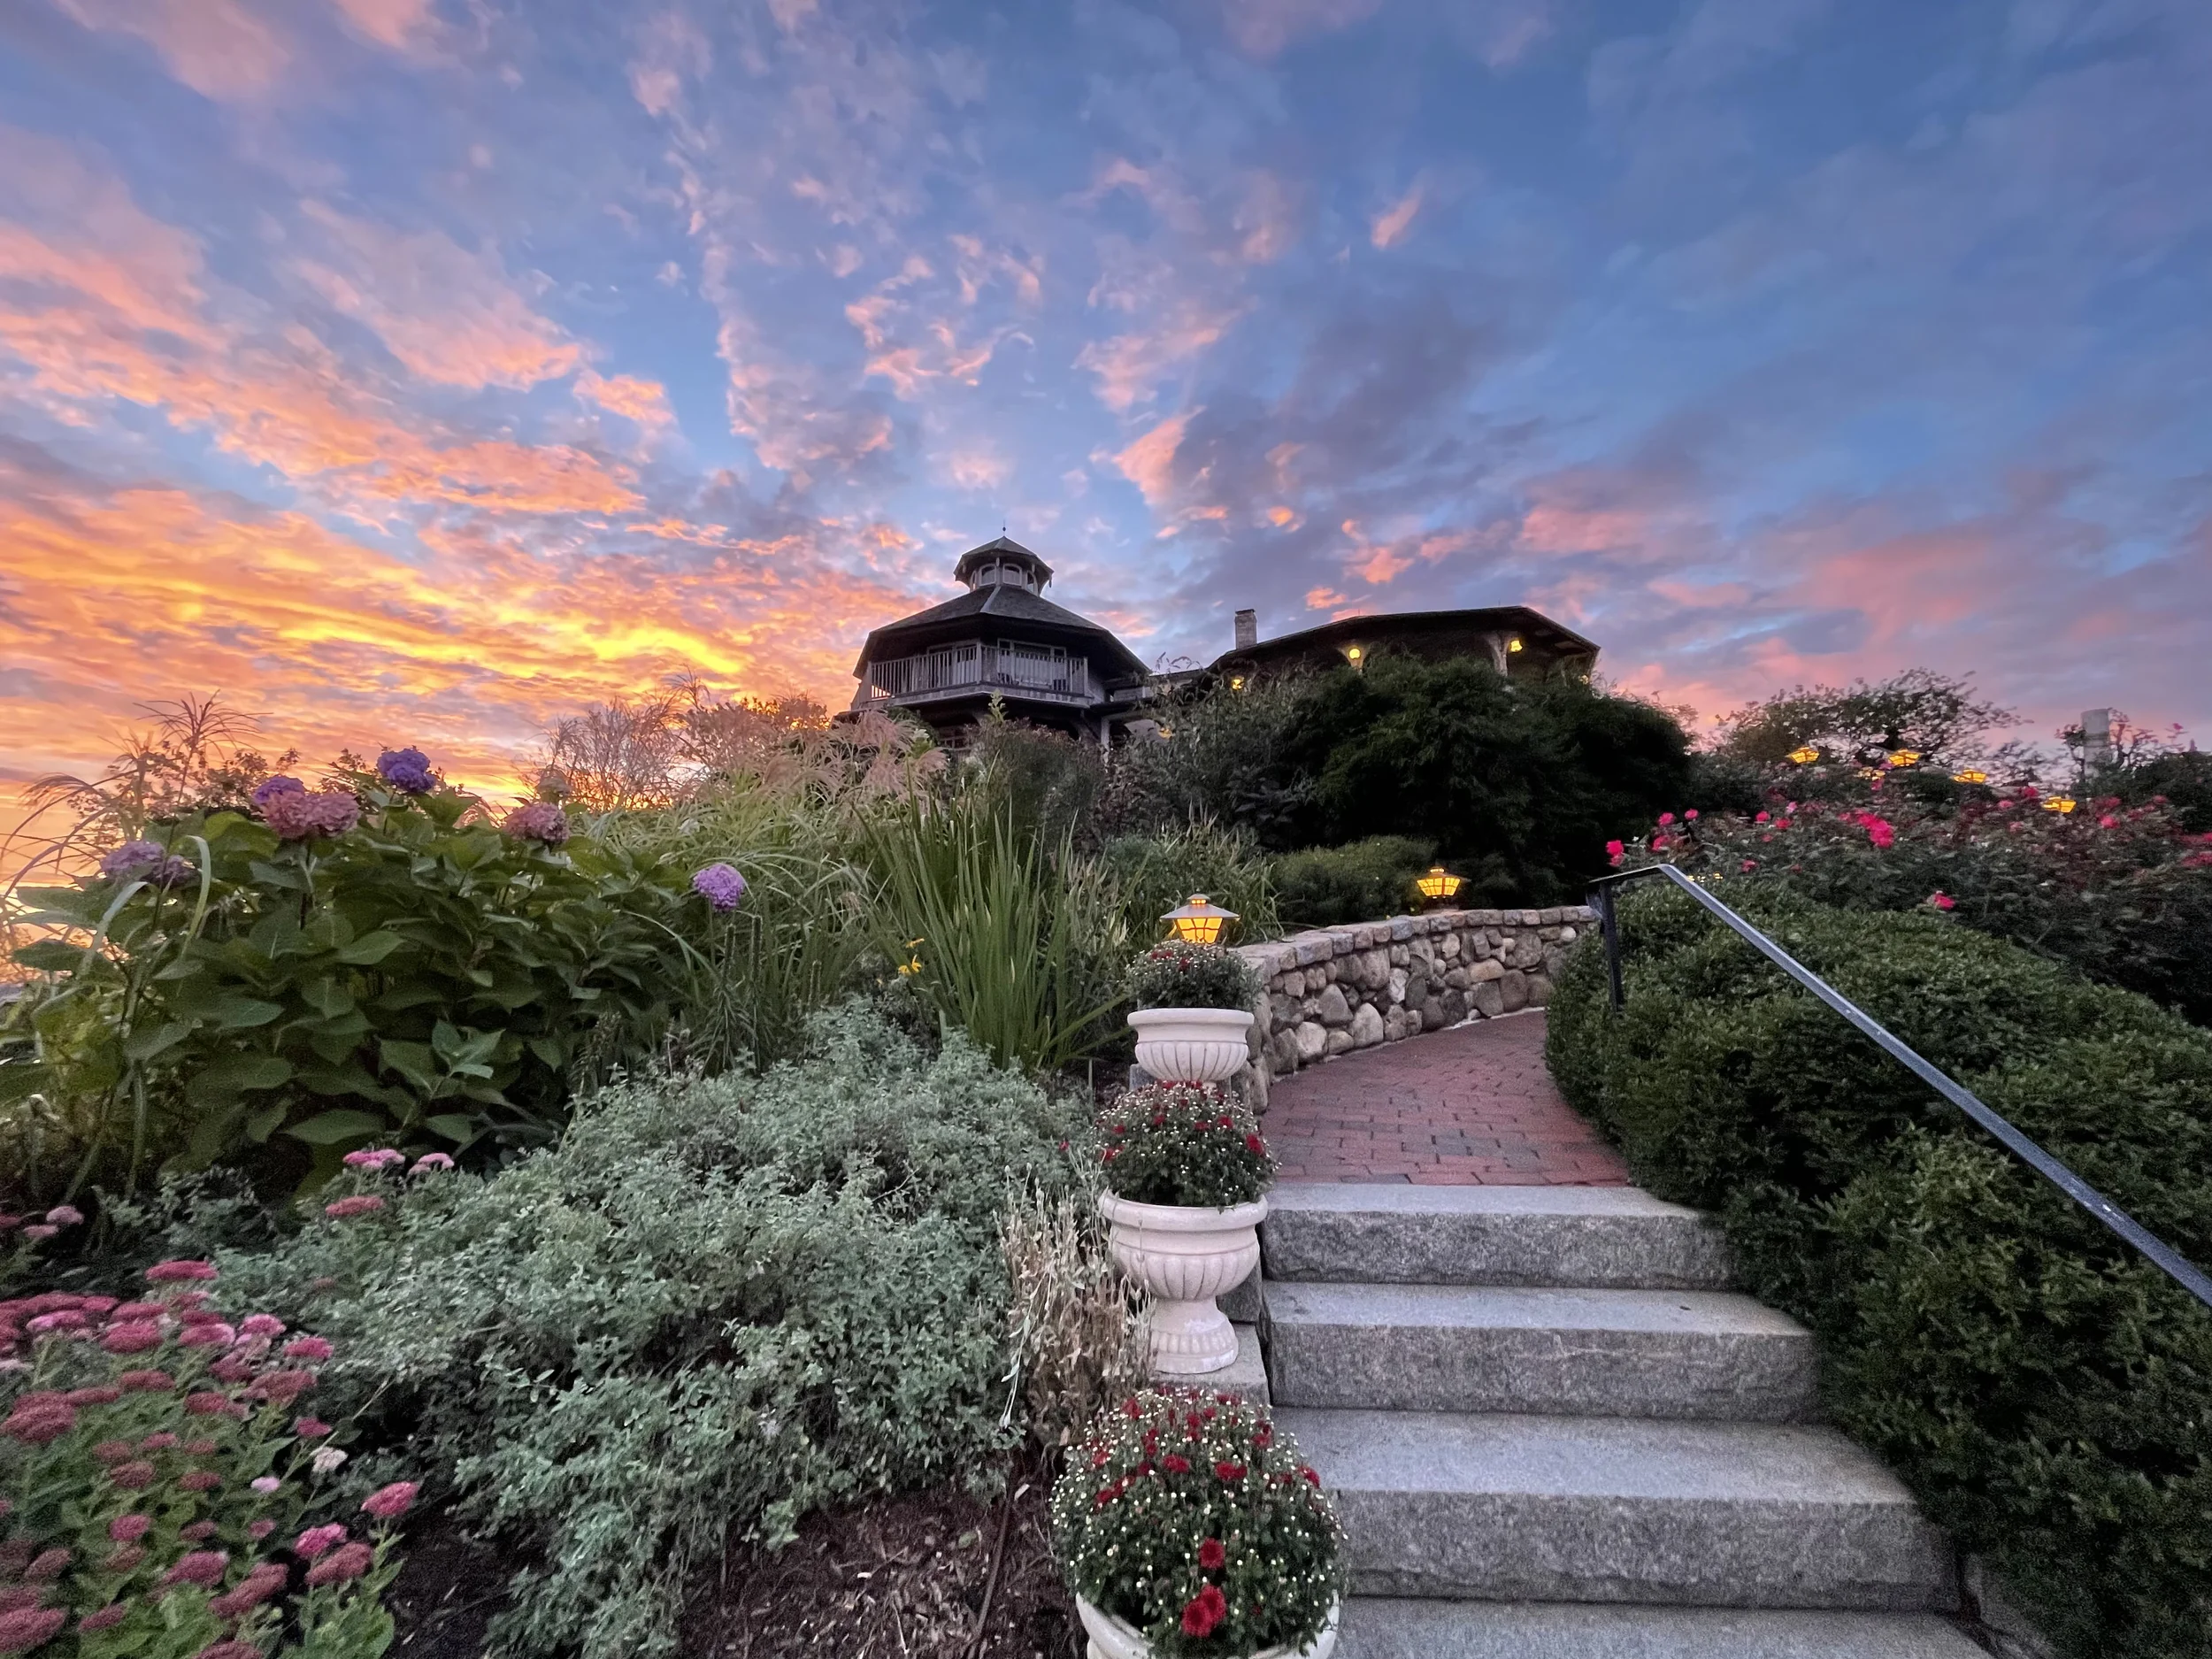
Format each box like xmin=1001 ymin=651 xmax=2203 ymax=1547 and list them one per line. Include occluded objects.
xmin=53 ymin=0 xmax=289 ymax=102
xmin=326 ymin=0 xmax=434 ymax=50
xmin=292 ymin=204 xmax=581 ymax=391
xmin=1111 ymin=411 xmax=1194 ymax=507
xmin=1371 ymin=184 xmax=1425 ymax=250
xmin=1223 ymin=0 xmax=1385 ymax=58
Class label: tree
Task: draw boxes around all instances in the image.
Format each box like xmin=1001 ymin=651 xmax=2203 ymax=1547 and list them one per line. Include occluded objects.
xmin=1710 ymin=669 xmax=2016 ymax=768
xmin=1281 ymin=653 xmax=1694 ymax=902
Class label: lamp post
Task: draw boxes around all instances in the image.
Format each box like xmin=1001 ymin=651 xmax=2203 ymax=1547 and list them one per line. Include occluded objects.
xmin=1161 ymin=894 xmax=1238 ymax=945
xmin=1415 ymin=864 xmax=1465 ymax=910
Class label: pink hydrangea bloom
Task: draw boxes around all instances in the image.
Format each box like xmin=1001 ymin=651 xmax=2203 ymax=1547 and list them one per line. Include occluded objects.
xmin=262 ymin=788 xmax=360 ymax=841
xmin=503 ymin=800 xmax=570 ymax=845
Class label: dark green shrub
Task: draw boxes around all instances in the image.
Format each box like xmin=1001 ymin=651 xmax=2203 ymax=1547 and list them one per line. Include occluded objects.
xmin=1548 ymin=889 xmax=2212 ymax=1658
xmin=1270 ymin=836 xmax=1437 ymax=926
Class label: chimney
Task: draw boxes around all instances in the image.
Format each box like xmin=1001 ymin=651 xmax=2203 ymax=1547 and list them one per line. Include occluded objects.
xmin=2081 ymin=708 xmax=2113 ymax=766
xmin=1233 ymin=609 xmax=1258 ymax=650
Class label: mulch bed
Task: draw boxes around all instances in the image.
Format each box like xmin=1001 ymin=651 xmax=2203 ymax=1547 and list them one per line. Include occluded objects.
xmin=683 ymin=1466 xmax=1080 ymax=1659
xmin=387 ymin=1466 xmax=1081 ymax=1659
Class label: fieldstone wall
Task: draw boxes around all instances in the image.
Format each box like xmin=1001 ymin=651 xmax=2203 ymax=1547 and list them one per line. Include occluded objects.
xmin=1226 ymin=906 xmax=1595 ymax=1111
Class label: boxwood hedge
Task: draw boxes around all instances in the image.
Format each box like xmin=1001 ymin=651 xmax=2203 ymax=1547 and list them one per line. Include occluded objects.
xmin=1547 ymin=886 xmax=2212 ymax=1659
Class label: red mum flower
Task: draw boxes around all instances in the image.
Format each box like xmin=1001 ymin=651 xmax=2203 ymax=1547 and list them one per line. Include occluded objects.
xmin=1180 ymin=1584 xmax=1227 ymax=1638
xmin=1213 ymin=1461 xmax=1246 ymax=1481
xmin=1162 ymin=1454 xmax=1191 ymax=1475
xmin=1244 ymin=1133 xmax=1265 ymax=1156
xmin=1198 ymin=1537 xmax=1226 ymax=1570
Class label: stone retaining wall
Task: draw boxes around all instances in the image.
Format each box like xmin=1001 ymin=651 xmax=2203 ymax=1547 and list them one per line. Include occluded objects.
xmin=1226 ymin=907 xmax=1596 ymax=1110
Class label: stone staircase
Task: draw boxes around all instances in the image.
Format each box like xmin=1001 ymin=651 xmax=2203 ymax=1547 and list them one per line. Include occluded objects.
xmin=1256 ymin=1184 xmax=1987 ymax=1658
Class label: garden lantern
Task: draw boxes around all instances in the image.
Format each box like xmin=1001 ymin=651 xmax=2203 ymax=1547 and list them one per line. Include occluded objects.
xmin=1507 ymin=637 xmax=1524 ymax=654
xmin=2043 ymin=795 xmax=2078 ymax=814
xmin=1416 ymin=864 xmax=1465 ymax=907
xmin=1163 ymin=894 xmax=1238 ymax=945
xmin=1887 ymin=749 xmax=1922 ymax=767
xmin=1343 ymin=645 xmax=1365 ymax=670
xmin=1788 ymin=745 xmax=1820 ymax=764
xmin=1952 ymin=769 xmax=1988 ymax=785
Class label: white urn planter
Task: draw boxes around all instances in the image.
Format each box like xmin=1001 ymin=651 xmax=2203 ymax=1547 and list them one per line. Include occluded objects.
xmin=1099 ymin=1190 xmax=1266 ymax=1374
xmin=1075 ymin=1595 xmax=1340 ymax=1659
xmin=1128 ymin=1006 xmax=1255 ymax=1084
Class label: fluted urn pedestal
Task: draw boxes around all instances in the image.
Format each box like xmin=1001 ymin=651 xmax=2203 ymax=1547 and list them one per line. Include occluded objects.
xmin=1099 ymin=1190 xmax=1266 ymax=1375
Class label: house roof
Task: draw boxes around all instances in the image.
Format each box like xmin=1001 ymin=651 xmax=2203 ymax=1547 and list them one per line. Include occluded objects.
xmin=852 ymin=581 xmax=1150 ymax=682
xmin=1207 ymin=605 xmax=1599 ymax=678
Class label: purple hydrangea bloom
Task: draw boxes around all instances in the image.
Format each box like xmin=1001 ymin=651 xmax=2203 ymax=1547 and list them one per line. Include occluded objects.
xmin=263 ymin=790 xmax=360 ymax=842
xmin=691 ymin=863 xmax=748 ymax=911
xmin=99 ymin=841 xmax=194 ymax=887
xmin=100 ymin=840 xmax=166 ymax=880
xmin=504 ymin=801 xmax=570 ymax=846
xmin=251 ymin=776 xmax=306 ymax=812
xmin=376 ymin=747 xmax=436 ymax=795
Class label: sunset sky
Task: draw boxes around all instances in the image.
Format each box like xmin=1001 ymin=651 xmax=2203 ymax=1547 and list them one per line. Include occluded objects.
xmin=4 ymin=0 xmax=2208 ymax=812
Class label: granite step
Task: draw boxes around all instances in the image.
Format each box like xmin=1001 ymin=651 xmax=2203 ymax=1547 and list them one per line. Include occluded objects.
xmin=1274 ymin=1408 xmax=1958 ymax=1612
xmin=1334 ymin=1597 xmax=1987 ymax=1657
xmin=1262 ymin=1184 xmax=1730 ymax=1290
xmin=1266 ymin=1281 xmax=1817 ymax=1421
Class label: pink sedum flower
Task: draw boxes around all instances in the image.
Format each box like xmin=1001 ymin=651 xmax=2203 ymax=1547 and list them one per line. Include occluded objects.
xmin=146 ymin=1260 xmax=218 ymax=1284
xmin=361 ymin=1480 xmax=419 ymax=1521
xmin=159 ymin=1550 xmax=229 ymax=1590
xmin=410 ymin=1153 xmax=455 ymax=1173
xmin=239 ymin=1314 xmax=286 ymax=1339
xmin=305 ymin=1541 xmax=375 ymax=1587
xmin=295 ymin=1525 xmax=348 ymax=1561
xmin=322 ymin=1195 xmax=385 ymax=1220
xmin=284 ymin=1336 xmax=334 ymax=1363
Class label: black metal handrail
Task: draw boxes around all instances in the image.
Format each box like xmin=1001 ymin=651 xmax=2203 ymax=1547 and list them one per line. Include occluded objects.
xmin=1587 ymin=863 xmax=2212 ymax=1312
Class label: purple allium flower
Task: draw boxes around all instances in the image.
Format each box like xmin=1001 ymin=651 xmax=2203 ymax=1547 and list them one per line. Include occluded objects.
xmin=691 ymin=862 xmax=748 ymax=912
xmin=263 ymin=790 xmax=359 ymax=841
xmin=376 ymin=747 xmax=436 ymax=794
xmin=504 ymin=801 xmax=570 ymax=846
xmin=251 ymin=775 xmax=306 ymax=811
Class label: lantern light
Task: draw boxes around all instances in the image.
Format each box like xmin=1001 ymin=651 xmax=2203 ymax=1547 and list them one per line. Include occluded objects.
xmin=1228 ymin=675 xmax=1247 ymax=692
xmin=1507 ymin=637 xmax=1525 ymax=653
xmin=1162 ymin=894 xmax=1239 ymax=946
xmin=1344 ymin=645 xmax=1364 ymax=668
xmin=2042 ymin=795 xmax=2078 ymax=815
xmin=1886 ymin=749 xmax=1922 ymax=767
xmin=1415 ymin=864 xmax=1465 ymax=907
xmin=1952 ymin=769 xmax=1988 ymax=785
xmin=1787 ymin=745 xmax=1821 ymax=764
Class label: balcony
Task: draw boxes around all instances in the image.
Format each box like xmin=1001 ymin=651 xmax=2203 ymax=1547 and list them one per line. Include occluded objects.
xmin=857 ymin=641 xmax=1095 ymax=708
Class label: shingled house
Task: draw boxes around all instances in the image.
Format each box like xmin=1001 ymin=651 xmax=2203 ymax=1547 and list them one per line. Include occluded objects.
xmin=847 ymin=535 xmax=1150 ymax=744
xmin=848 ymin=534 xmax=1601 ymax=743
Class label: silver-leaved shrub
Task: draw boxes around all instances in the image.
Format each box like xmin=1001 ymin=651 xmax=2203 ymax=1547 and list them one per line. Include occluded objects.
xmin=180 ymin=1002 xmax=1076 ymax=1659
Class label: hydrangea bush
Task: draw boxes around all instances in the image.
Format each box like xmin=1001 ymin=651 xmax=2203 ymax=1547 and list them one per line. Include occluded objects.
xmin=1051 ymin=1388 xmax=1342 ymax=1658
xmin=3 ymin=754 xmax=702 ymax=1195
xmin=0 ymin=1257 xmax=402 ymax=1659
xmin=1098 ymin=1084 xmax=1274 ymax=1209
xmin=1125 ymin=942 xmax=1261 ymax=1014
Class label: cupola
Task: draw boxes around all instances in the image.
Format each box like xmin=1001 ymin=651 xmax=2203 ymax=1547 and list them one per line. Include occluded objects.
xmin=952 ymin=534 xmax=1054 ymax=594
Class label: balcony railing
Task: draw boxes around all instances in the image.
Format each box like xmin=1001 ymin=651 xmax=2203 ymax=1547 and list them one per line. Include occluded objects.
xmin=859 ymin=642 xmax=1094 ymax=704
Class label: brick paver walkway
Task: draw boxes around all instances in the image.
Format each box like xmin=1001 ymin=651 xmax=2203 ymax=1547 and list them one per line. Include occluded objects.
xmin=1263 ymin=1011 xmax=1630 ymax=1186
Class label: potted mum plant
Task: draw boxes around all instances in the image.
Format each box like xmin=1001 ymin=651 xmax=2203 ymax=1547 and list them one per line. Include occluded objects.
xmin=1098 ymin=1082 xmax=1275 ymax=1374
xmin=1053 ymin=1387 xmax=1342 ymax=1658
xmin=1126 ymin=941 xmax=1263 ymax=1084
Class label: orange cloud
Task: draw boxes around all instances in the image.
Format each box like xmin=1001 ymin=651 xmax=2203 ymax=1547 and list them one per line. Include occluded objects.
xmin=294 ymin=204 xmax=581 ymax=390
xmin=578 ymin=370 xmax=679 ymax=433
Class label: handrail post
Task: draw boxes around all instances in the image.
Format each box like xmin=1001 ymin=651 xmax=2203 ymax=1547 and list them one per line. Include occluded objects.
xmin=1590 ymin=882 xmax=1624 ymax=1010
